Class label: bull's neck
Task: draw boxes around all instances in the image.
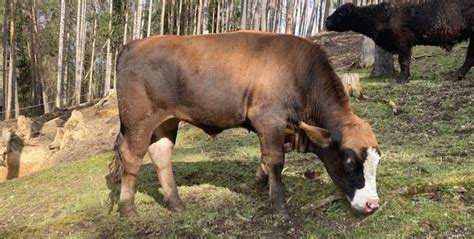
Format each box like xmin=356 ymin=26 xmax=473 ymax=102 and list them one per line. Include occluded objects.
xmin=351 ymin=4 xmax=388 ymax=39
xmin=303 ymin=73 xmax=354 ymax=133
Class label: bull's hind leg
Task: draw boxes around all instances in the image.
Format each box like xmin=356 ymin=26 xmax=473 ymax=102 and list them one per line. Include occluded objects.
xmin=118 ymin=126 xmax=152 ymax=217
xmin=454 ymin=36 xmax=474 ymax=80
xmin=148 ymin=118 xmax=185 ymax=211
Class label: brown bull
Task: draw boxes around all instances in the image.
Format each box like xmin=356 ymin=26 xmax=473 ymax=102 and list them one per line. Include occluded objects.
xmin=108 ymin=31 xmax=381 ymax=217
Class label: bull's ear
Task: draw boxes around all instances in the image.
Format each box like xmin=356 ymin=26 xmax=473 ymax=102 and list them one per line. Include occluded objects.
xmin=299 ymin=122 xmax=331 ymax=147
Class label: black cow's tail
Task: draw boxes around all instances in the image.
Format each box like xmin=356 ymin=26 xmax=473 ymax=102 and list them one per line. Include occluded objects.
xmin=106 ymin=120 xmax=125 ymax=211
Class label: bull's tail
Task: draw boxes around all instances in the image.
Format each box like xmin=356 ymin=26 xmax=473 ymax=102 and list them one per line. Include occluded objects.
xmin=106 ymin=121 xmax=125 ymax=211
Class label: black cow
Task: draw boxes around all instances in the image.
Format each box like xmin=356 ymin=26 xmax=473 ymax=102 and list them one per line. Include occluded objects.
xmin=326 ymin=0 xmax=474 ymax=82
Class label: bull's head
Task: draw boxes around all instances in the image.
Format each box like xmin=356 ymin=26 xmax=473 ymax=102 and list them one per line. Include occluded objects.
xmin=300 ymin=120 xmax=381 ymax=214
xmin=325 ymin=3 xmax=357 ymax=32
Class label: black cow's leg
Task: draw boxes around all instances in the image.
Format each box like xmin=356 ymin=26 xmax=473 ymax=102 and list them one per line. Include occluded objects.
xmin=454 ymin=36 xmax=474 ymax=80
xmin=252 ymin=118 xmax=287 ymax=216
xmin=148 ymin=118 xmax=185 ymax=211
xmin=397 ymin=47 xmax=412 ymax=83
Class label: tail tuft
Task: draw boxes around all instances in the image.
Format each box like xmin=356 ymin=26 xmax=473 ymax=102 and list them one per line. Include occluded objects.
xmin=105 ymin=127 xmax=124 ymax=212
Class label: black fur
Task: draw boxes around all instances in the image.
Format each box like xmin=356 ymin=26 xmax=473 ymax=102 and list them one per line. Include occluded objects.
xmin=326 ymin=0 xmax=474 ymax=82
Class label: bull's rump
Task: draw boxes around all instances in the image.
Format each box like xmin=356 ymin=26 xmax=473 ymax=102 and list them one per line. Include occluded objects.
xmin=116 ymin=32 xmax=318 ymax=130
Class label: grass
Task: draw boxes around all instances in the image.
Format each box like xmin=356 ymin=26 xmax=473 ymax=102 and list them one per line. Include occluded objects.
xmin=0 ymin=44 xmax=473 ymax=238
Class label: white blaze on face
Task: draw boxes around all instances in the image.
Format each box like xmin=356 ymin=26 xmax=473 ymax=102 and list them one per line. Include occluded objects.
xmin=350 ymin=147 xmax=380 ymax=212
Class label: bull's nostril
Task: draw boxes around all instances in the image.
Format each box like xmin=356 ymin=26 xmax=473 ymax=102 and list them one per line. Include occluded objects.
xmin=365 ymin=200 xmax=380 ymax=213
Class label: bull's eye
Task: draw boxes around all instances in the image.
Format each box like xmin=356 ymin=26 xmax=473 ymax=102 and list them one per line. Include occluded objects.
xmin=344 ymin=157 xmax=356 ymax=172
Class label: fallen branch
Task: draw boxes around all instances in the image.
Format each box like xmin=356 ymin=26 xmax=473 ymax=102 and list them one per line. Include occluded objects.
xmin=235 ymin=213 xmax=251 ymax=222
xmin=314 ymin=195 xmax=345 ymax=209
xmin=412 ymin=54 xmax=433 ymax=60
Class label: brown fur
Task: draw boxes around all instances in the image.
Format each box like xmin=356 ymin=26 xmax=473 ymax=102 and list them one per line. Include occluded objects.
xmin=111 ymin=31 xmax=380 ymax=216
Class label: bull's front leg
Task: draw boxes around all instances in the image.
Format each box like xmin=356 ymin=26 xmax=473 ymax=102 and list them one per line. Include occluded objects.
xmin=255 ymin=124 xmax=288 ymax=216
xmin=454 ymin=36 xmax=474 ymax=80
xmin=397 ymin=47 xmax=412 ymax=83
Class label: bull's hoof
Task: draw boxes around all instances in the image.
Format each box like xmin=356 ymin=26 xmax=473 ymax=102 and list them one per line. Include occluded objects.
xmin=274 ymin=206 xmax=290 ymax=219
xmin=256 ymin=177 xmax=269 ymax=191
xmin=450 ymin=74 xmax=464 ymax=81
xmin=119 ymin=205 xmax=139 ymax=217
xmin=396 ymin=75 xmax=410 ymax=83
xmin=165 ymin=197 xmax=186 ymax=212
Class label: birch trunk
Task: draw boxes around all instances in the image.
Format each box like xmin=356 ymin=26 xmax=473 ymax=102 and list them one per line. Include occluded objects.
xmin=177 ymin=0 xmax=183 ymax=35
xmin=197 ymin=0 xmax=202 ymax=34
xmin=88 ymin=15 xmax=97 ymax=102
xmin=104 ymin=0 xmax=113 ymax=97
xmin=147 ymin=0 xmax=153 ymax=37
xmin=123 ymin=5 xmax=128 ymax=44
xmin=136 ymin=0 xmax=143 ymax=39
xmin=6 ymin=0 xmax=17 ymax=120
xmin=261 ymin=0 xmax=267 ymax=32
xmin=73 ymin=0 xmax=84 ymax=105
xmin=202 ymin=0 xmax=208 ymax=34
xmin=56 ymin=0 xmax=66 ymax=108
xmin=240 ymin=0 xmax=247 ymax=30
xmin=160 ymin=0 xmax=166 ymax=35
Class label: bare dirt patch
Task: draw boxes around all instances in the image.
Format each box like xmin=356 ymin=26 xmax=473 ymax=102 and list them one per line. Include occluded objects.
xmin=0 ymin=95 xmax=119 ymax=181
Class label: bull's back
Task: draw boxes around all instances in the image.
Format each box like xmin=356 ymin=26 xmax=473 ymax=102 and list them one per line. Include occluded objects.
xmin=407 ymin=0 xmax=472 ymax=45
xmin=116 ymin=32 xmax=315 ymax=130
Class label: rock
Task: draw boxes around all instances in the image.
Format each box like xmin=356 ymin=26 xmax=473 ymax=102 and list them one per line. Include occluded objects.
xmin=48 ymin=128 xmax=65 ymax=150
xmin=0 ymin=128 xmax=11 ymax=166
xmin=49 ymin=110 xmax=88 ymax=151
xmin=16 ymin=115 xmax=34 ymax=140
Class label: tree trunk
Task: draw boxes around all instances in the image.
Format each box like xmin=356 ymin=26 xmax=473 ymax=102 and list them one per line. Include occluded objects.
xmin=135 ymin=0 xmax=143 ymax=39
xmin=306 ymin=0 xmax=317 ymax=36
xmin=371 ymin=0 xmax=395 ymax=78
xmin=79 ymin=0 xmax=87 ymax=99
xmin=286 ymin=0 xmax=294 ymax=34
xmin=299 ymin=0 xmax=307 ymax=36
xmin=6 ymin=0 xmax=17 ymax=120
xmin=240 ymin=0 xmax=247 ymax=30
xmin=251 ymin=1 xmax=259 ymax=30
xmin=228 ymin=0 xmax=234 ymax=31
xmin=2 ymin=0 xmax=7 ymax=117
xmin=170 ymin=0 xmax=176 ymax=34
xmin=88 ymin=14 xmax=97 ymax=102
xmin=160 ymin=0 xmax=166 ymax=35
xmin=216 ymin=0 xmax=221 ymax=33
xmin=371 ymin=45 xmax=395 ymax=78
xmin=177 ymin=0 xmax=183 ymax=34
xmin=147 ymin=0 xmax=153 ymax=37
xmin=196 ymin=0 xmax=202 ymax=34
xmin=74 ymin=0 xmax=84 ymax=105
xmin=359 ymin=36 xmax=375 ymax=68
xmin=123 ymin=3 xmax=129 ymax=44
xmin=202 ymin=0 xmax=209 ymax=33
xmin=261 ymin=0 xmax=267 ymax=32
xmin=29 ymin=0 xmax=50 ymax=114
xmin=56 ymin=0 xmax=66 ymax=109
xmin=104 ymin=0 xmax=113 ymax=97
